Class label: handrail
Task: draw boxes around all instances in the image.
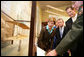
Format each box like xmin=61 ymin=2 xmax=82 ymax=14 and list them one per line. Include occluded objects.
xmin=1 ymin=10 xmax=15 ymax=21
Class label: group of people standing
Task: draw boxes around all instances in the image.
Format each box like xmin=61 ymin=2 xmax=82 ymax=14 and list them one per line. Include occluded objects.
xmin=37 ymin=1 xmax=83 ymax=56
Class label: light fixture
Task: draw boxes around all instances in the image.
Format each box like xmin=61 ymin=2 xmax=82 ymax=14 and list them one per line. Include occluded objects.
xmin=46 ymin=5 xmax=65 ymax=12
xmin=45 ymin=10 xmax=62 ymax=16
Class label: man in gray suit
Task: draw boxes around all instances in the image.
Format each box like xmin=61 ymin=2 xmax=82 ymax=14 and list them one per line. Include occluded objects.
xmin=46 ymin=1 xmax=83 ymax=56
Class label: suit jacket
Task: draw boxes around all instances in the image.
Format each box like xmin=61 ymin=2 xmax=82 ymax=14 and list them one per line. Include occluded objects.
xmin=65 ymin=18 xmax=73 ymax=30
xmin=54 ymin=26 xmax=68 ymax=48
xmin=37 ymin=26 xmax=56 ymax=51
xmin=66 ymin=16 xmax=79 ymax=56
xmin=55 ymin=13 xmax=83 ymax=56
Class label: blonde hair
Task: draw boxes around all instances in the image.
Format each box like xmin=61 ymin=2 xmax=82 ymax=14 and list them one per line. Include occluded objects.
xmin=56 ymin=18 xmax=64 ymax=23
xmin=48 ymin=17 xmax=56 ymax=24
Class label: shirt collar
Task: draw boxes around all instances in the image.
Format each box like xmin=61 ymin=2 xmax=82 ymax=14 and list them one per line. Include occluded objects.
xmin=59 ymin=26 xmax=64 ymax=31
xmin=46 ymin=25 xmax=54 ymax=34
xmin=72 ymin=14 xmax=77 ymax=22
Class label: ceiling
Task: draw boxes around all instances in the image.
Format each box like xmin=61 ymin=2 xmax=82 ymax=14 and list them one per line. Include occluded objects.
xmin=38 ymin=1 xmax=72 ymax=10
xmin=38 ymin=1 xmax=72 ymax=17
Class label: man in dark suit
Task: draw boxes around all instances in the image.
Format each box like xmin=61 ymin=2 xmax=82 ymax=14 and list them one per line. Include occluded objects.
xmin=54 ymin=18 xmax=69 ymax=56
xmin=46 ymin=1 xmax=83 ymax=56
xmin=65 ymin=6 xmax=77 ymax=30
xmin=65 ymin=6 xmax=78 ymax=56
xmin=54 ymin=18 xmax=68 ymax=47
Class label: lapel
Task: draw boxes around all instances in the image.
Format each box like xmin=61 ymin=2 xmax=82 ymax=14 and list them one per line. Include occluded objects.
xmin=62 ymin=27 xmax=66 ymax=38
xmin=45 ymin=27 xmax=56 ymax=38
xmin=57 ymin=28 xmax=61 ymax=39
xmin=70 ymin=18 xmax=73 ymax=24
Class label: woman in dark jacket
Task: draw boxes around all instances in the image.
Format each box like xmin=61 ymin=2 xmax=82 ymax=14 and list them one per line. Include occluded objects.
xmin=37 ymin=17 xmax=56 ymax=53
